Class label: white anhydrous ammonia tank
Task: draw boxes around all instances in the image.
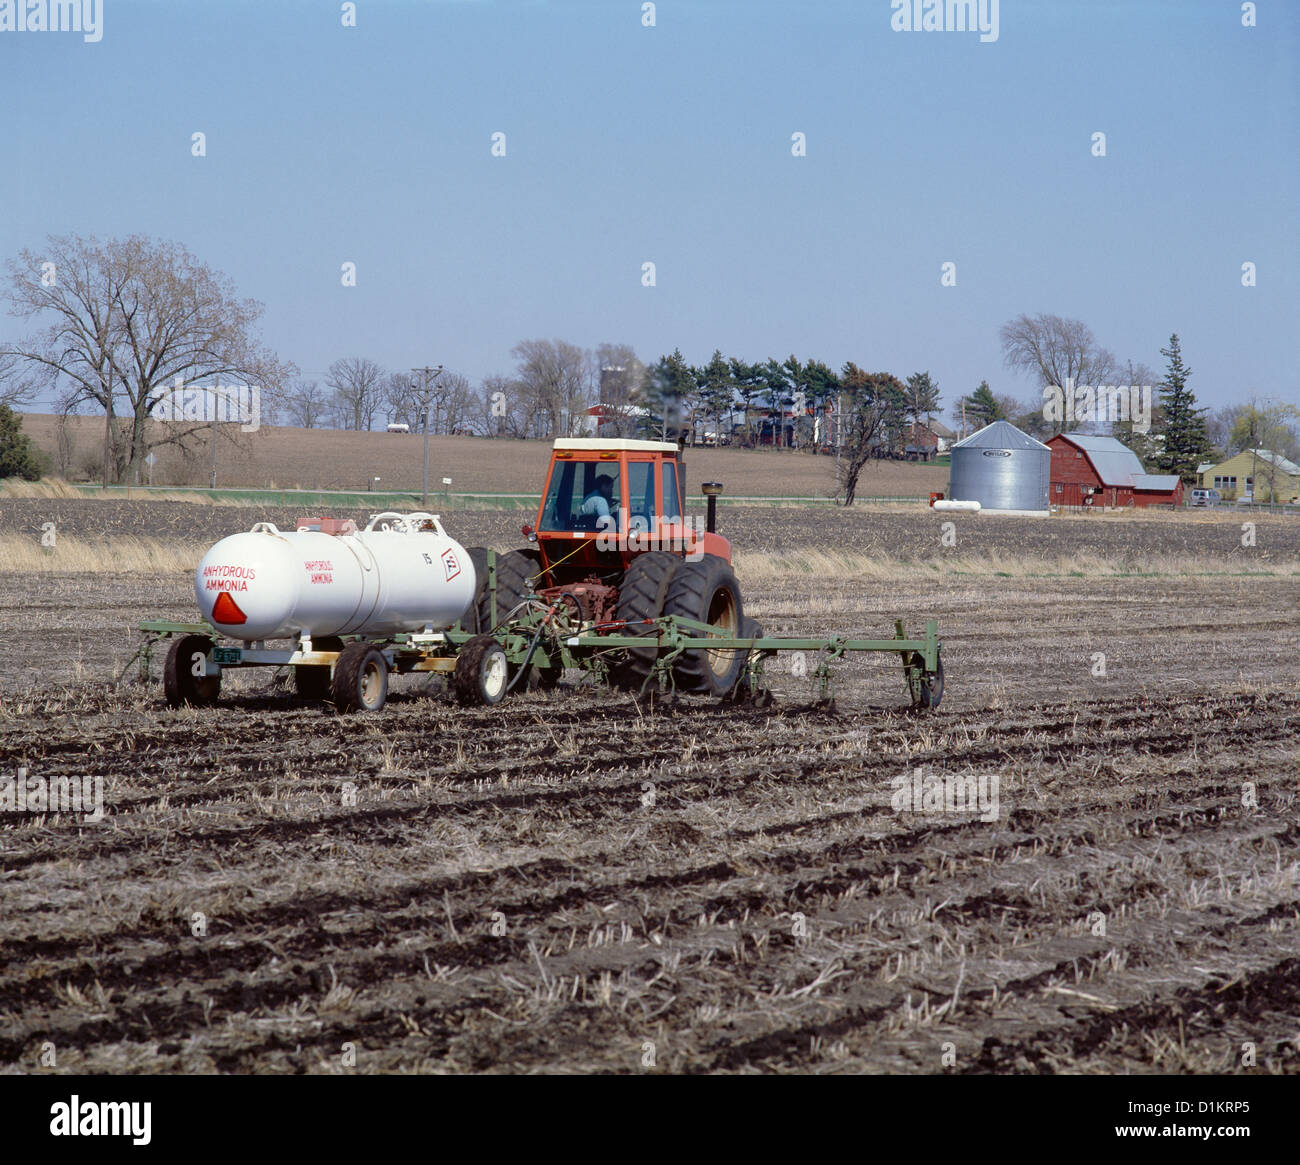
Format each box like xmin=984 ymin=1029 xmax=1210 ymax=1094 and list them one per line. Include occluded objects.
xmin=195 ymin=512 xmax=477 ymax=642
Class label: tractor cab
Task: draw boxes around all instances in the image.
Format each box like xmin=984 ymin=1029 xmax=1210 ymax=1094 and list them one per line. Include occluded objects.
xmin=529 ymin=439 xmax=730 ymax=592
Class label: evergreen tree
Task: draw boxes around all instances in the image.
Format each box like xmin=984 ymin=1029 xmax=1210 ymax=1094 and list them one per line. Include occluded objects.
xmin=1153 ymin=334 xmax=1211 ymax=479
xmin=904 ymin=371 xmax=941 ymax=428
xmin=643 ymin=349 xmax=696 ymax=442
xmin=955 ymin=381 xmax=1005 ymax=431
xmin=696 ymin=349 xmax=736 ymax=444
xmin=0 ymin=405 xmax=43 ymax=481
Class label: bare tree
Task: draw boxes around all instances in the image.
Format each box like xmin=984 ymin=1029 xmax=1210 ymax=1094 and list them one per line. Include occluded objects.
xmin=382 ymin=372 xmax=421 ymax=430
xmin=439 ymin=372 xmax=475 ymax=435
xmin=1000 ymin=313 xmax=1117 ymax=430
xmin=327 ymin=357 xmax=385 ymax=431
xmin=1 ymin=234 xmax=293 ymax=482
xmin=0 ymin=350 xmax=42 ymax=408
xmin=284 ymin=379 xmax=329 ymax=429
xmin=475 ymin=375 xmax=528 ymax=437
xmin=837 ymin=364 xmax=906 ymax=506
xmin=511 ymin=339 xmax=592 ymax=438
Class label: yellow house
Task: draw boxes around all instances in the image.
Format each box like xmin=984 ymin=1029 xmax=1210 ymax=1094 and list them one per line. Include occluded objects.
xmin=1199 ymin=449 xmax=1300 ymax=502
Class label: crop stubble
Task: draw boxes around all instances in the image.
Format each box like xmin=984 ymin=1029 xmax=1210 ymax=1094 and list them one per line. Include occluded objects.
xmin=0 ymin=503 xmax=1296 ymax=1074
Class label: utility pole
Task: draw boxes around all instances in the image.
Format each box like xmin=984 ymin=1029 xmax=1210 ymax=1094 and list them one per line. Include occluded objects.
xmin=412 ymin=365 xmax=444 ymax=507
xmin=101 ymin=361 xmax=113 ymax=492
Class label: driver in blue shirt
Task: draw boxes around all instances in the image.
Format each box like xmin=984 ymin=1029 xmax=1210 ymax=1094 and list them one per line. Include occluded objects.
xmin=580 ymin=475 xmax=616 ymax=530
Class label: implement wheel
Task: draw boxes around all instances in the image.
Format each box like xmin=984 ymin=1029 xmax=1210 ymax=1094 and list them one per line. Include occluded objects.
xmin=453 ymin=634 xmax=509 ymax=706
xmin=906 ymin=651 xmax=944 ymax=709
xmin=663 ymin=554 xmax=747 ymax=695
xmin=294 ymin=636 xmax=343 ymax=701
xmin=164 ymin=634 xmax=221 ymax=707
xmin=332 ymin=642 xmax=389 ymax=713
xmin=610 ymin=551 xmax=682 ymax=690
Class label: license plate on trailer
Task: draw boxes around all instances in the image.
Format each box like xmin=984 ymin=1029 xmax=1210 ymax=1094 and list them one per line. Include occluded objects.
xmin=212 ymin=646 xmax=242 ymax=665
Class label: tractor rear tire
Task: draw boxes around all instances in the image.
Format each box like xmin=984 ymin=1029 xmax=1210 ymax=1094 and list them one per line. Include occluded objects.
xmin=294 ymin=636 xmax=343 ymax=701
xmin=476 ymin=548 xmax=541 ymax=633
xmin=164 ymin=634 xmax=221 ymax=707
xmin=461 ymin=547 xmax=490 ymax=633
xmin=475 ymin=548 xmax=548 ymax=690
xmin=662 ymin=555 xmax=746 ymax=695
xmin=610 ymin=551 xmax=682 ymax=691
xmin=453 ymin=634 xmax=510 ymax=706
xmin=331 ymin=642 xmax=389 ymax=713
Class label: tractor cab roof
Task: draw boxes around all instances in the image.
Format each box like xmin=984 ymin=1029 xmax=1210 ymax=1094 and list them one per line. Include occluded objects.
xmin=552 ymin=438 xmax=680 ymax=454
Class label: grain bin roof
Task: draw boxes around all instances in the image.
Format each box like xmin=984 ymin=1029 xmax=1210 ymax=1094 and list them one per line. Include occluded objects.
xmin=1059 ymin=432 xmax=1147 ymax=487
xmin=951 ymin=420 xmax=1050 ymax=452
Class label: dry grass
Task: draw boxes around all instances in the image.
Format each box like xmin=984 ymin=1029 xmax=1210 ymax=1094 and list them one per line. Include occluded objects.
xmin=0 ymin=477 xmax=240 ymax=504
xmin=734 ymin=547 xmax=1296 ymax=580
xmin=3 ymin=533 xmax=1291 ymax=581
xmin=0 ymin=534 xmax=203 ymax=573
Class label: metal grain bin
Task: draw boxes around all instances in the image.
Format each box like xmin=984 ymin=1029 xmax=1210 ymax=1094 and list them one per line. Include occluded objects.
xmin=949 ymin=421 xmax=1050 ymax=512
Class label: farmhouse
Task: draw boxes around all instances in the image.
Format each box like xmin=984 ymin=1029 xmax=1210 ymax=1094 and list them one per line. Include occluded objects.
xmin=1198 ymin=449 xmax=1300 ymax=503
xmin=903 ymin=419 xmax=956 ymax=460
xmin=1047 ymin=432 xmax=1185 ymax=508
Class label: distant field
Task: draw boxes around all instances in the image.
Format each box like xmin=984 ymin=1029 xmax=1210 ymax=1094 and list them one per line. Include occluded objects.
xmin=20 ymin=414 xmax=946 ymax=500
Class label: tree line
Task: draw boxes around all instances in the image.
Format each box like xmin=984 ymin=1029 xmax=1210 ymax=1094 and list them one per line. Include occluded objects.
xmin=0 ymin=235 xmax=1292 ymax=493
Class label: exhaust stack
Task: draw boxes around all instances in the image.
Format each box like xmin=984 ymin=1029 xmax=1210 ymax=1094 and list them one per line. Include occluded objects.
xmin=701 ymin=481 xmax=724 ymax=533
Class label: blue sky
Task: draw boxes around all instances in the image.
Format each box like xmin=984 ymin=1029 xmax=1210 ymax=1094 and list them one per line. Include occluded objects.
xmin=2 ymin=0 xmax=1296 ymax=417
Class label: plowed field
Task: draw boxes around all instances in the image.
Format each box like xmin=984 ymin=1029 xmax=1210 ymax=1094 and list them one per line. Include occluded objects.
xmin=0 ymin=504 xmax=1297 ymax=1074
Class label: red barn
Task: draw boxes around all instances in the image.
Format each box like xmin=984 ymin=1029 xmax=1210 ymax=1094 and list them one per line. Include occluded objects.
xmin=1047 ymin=432 xmax=1185 ymax=508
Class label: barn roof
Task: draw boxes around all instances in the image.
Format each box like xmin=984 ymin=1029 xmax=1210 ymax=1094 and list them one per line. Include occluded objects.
xmin=1132 ymin=474 xmax=1181 ymax=490
xmin=1056 ymin=432 xmax=1147 ymax=487
xmin=952 ymin=420 xmax=1049 ymax=452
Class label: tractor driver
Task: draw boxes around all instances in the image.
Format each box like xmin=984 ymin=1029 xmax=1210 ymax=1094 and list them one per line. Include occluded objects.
xmin=580 ymin=473 xmax=617 ymax=531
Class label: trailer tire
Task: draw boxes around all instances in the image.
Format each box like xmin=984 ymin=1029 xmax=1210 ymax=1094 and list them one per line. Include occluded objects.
xmin=164 ymin=634 xmax=221 ymax=707
xmin=453 ymin=634 xmax=510 ymax=706
xmin=662 ymin=555 xmax=746 ymax=695
xmin=332 ymin=642 xmax=389 ymax=712
xmin=610 ymin=551 xmax=682 ymax=690
xmin=293 ymin=636 xmax=343 ymax=701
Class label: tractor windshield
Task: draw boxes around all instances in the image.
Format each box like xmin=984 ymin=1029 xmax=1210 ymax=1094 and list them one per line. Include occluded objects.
xmin=541 ymin=459 xmax=622 ymax=532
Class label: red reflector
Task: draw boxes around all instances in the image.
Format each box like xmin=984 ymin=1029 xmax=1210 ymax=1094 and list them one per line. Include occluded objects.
xmin=212 ymin=591 xmax=247 ymax=624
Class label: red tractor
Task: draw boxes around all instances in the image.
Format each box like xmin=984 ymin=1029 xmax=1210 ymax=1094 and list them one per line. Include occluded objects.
xmin=463 ymin=438 xmax=749 ymax=696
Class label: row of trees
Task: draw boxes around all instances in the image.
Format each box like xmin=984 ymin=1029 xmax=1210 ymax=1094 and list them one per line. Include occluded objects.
xmin=1 ymin=235 xmax=1291 ymax=492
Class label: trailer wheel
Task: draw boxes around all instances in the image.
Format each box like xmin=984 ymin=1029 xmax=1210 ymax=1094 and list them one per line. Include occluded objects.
xmin=294 ymin=636 xmax=343 ymax=701
xmin=662 ymin=555 xmax=746 ymax=695
xmin=907 ymin=651 xmax=944 ymax=709
xmin=610 ymin=551 xmax=682 ymax=690
xmin=332 ymin=642 xmax=389 ymax=713
xmin=163 ymin=634 xmax=221 ymax=707
xmin=453 ymin=634 xmax=509 ymax=706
